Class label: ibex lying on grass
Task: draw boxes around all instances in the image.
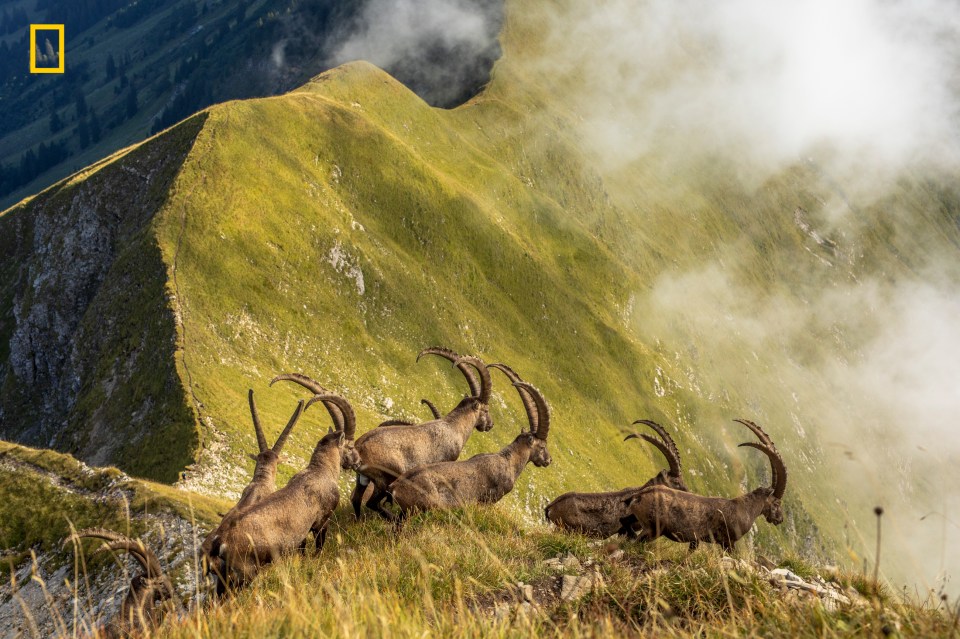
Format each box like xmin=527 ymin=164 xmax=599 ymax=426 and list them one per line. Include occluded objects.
xmin=209 ymin=392 xmax=359 ymax=590
xmin=274 ymin=347 xmax=495 ymax=520
xmin=544 ymin=419 xmax=688 ymax=538
xmin=200 ymin=390 xmax=304 ymax=591
xmin=620 ymin=420 xmax=786 ymax=551
xmin=64 ymin=528 xmax=180 ymax=637
xmin=390 ymin=380 xmax=552 ymax=516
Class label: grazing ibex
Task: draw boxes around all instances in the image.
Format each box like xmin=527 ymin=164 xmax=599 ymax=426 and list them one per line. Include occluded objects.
xmin=620 ymin=420 xmax=787 ymax=551
xmin=64 ymin=528 xmax=180 ymax=637
xmin=544 ymin=419 xmax=688 ymax=538
xmin=272 ymin=347 xmax=494 ymax=520
xmin=390 ymin=380 xmax=552 ymax=516
xmin=209 ymin=392 xmax=359 ymax=591
xmin=200 ymin=390 xmax=304 ymax=593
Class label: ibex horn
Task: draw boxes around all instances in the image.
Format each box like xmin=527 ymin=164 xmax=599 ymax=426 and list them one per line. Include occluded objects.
xmin=271 ymin=373 xmax=344 ymax=431
xmin=306 ymin=393 xmax=356 ymax=441
xmin=453 ymin=355 xmax=491 ymax=404
xmin=735 ymin=419 xmax=780 ymax=489
xmin=271 ymin=400 xmax=305 ymax=454
xmin=378 ymin=419 xmax=414 ymax=427
xmin=64 ymin=528 xmax=165 ymax=579
xmin=631 ymin=419 xmax=682 ymax=477
xmin=738 ymin=442 xmax=787 ymax=499
xmin=248 ymin=390 xmax=268 ymax=454
xmin=490 ymin=363 xmax=537 ymax=433
xmin=626 ymin=434 xmax=679 ymax=478
xmin=513 ymin=381 xmax=550 ymax=440
xmin=420 ymin=398 xmax=441 ymax=420
xmin=417 ymin=347 xmax=481 ymax=398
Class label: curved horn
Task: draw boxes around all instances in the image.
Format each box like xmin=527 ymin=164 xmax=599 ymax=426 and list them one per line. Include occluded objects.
xmin=625 ymin=431 xmax=680 ymax=478
xmin=734 ymin=419 xmax=777 ymax=451
xmin=489 ymin=363 xmax=537 ymax=432
xmin=378 ymin=419 xmax=413 ymax=427
xmin=453 ymin=355 xmax=491 ymax=404
xmin=248 ymin=390 xmax=268 ymax=453
xmin=734 ymin=419 xmax=779 ymax=488
xmin=417 ymin=347 xmax=480 ymax=397
xmin=738 ymin=442 xmax=787 ymax=499
xmin=272 ymin=373 xmax=344 ymax=431
xmin=513 ymin=381 xmax=550 ymax=440
xmin=420 ymin=398 xmax=441 ymax=420
xmin=92 ymin=540 xmax=155 ymax=575
xmin=64 ymin=529 xmax=164 ymax=579
xmin=271 ymin=400 xmax=305 ymax=454
xmin=631 ymin=419 xmax=682 ymax=476
xmin=306 ymin=393 xmax=356 ymax=441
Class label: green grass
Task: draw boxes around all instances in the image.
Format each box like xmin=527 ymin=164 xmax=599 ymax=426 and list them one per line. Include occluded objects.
xmin=0 ymin=441 xmax=226 ymax=576
xmin=98 ymin=505 xmax=949 ymax=638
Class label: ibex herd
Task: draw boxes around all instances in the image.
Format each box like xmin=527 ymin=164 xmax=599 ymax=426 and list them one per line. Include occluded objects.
xmin=64 ymin=346 xmax=788 ymax=635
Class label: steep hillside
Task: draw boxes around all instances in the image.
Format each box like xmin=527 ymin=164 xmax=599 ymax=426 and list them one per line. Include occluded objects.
xmin=0 ymin=113 xmax=206 ymax=482
xmin=2 ymin=0 xmax=959 ymax=602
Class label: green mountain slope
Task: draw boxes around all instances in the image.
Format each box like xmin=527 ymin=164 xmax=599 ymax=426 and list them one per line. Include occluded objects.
xmin=0 ymin=0 xmax=503 ymax=210
xmin=2 ymin=0 xmax=959 ymax=597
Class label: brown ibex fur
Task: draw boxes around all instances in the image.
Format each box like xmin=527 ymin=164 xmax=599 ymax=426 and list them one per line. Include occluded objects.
xmin=274 ymin=347 xmax=495 ymax=520
xmin=64 ymin=528 xmax=181 ymax=637
xmin=620 ymin=420 xmax=787 ymax=551
xmin=200 ymin=390 xmax=304 ymax=593
xmin=209 ymin=392 xmax=359 ymax=591
xmin=544 ymin=420 xmax=688 ymax=538
xmin=390 ymin=380 xmax=552 ymax=516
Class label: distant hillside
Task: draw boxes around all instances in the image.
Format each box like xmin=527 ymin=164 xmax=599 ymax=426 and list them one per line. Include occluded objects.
xmin=0 ymin=0 xmax=503 ymax=209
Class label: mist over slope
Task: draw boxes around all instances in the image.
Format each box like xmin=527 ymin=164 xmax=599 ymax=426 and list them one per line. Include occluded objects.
xmin=1 ymin=0 xmax=959 ymax=599
xmin=506 ymin=0 xmax=960 ymax=594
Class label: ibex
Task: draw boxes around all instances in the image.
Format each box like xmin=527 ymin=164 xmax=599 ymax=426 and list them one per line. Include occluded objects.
xmin=390 ymin=380 xmax=552 ymax=516
xmin=64 ymin=528 xmax=181 ymax=637
xmin=620 ymin=419 xmax=787 ymax=551
xmin=544 ymin=419 xmax=688 ymax=538
xmin=209 ymin=392 xmax=360 ymax=590
xmin=200 ymin=390 xmax=304 ymax=594
xmin=272 ymin=347 xmax=494 ymax=520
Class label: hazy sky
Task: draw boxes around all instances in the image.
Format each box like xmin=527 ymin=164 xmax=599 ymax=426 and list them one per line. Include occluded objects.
xmin=532 ymin=0 xmax=960 ymax=183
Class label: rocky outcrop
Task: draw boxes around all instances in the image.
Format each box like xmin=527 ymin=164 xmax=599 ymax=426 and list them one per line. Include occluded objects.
xmin=0 ymin=113 xmax=207 ymax=481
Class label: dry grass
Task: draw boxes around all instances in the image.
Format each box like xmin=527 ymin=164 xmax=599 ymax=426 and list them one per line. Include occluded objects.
xmin=38 ymin=504 xmax=956 ymax=639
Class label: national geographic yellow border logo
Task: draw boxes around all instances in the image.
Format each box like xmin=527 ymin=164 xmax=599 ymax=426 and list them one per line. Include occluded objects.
xmin=30 ymin=24 xmax=65 ymax=74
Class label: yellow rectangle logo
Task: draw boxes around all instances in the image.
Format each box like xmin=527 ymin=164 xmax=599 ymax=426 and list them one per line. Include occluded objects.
xmin=30 ymin=24 xmax=65 ymax=74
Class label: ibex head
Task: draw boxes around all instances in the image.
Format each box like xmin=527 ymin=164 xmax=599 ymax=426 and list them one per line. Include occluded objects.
xmin=513 ymin=381 xmax=552 ymax=467
xmin=306 ymin=392 xmax=360 ymax=470
xmin=418 ymin=347 xmax=494 ymax=431
xmin=247 ymin=390 xmax=304 ymax=467
xmin=736 ymin=419 xmax=787 ymax=525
